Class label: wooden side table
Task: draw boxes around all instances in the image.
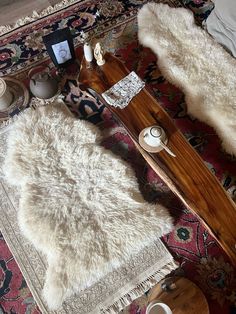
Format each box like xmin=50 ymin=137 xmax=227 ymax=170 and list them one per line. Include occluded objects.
xmin=78 ymin=52 xmax=236 ymax=266
xmin=148 ymin=277 xmax=209 ymax=314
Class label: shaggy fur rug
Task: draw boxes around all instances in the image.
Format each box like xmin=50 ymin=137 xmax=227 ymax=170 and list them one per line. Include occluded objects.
xmin=138 ymin=3 xmax=236 ymax=156
xmin=3 ymin=101 xmax=173 ymax=310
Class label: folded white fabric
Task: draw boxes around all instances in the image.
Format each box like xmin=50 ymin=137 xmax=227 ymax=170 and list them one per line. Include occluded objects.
xmin=206 ymin=0 xmax=236 ymax=57
xmin=102 ymin=71 xmax=145 ymax=109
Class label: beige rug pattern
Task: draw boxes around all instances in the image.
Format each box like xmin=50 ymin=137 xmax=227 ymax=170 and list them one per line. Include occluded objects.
xmin=0 ymin=112 xmax=178 ymax=314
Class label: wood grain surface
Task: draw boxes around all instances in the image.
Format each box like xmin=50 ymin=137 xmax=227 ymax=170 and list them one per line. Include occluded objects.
xmin=78 ymin=53 xmax=236 ymax=265
xmin=148 ymin=277 xmax=209 ymax=314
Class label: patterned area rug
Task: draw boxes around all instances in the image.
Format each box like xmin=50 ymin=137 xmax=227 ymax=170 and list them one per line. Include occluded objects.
xmin=0 ymin=0 xmax=84 ymax=36
xmin=0 ymin=0 xmax=180 ymax=75
xmin=1 ymin=0 xmax=236 ymax=314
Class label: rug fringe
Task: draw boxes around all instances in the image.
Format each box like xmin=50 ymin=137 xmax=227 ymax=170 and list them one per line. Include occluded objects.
xmin=0 ymin=101 xmax=41 ymax=134
xmin=0 ymin=114 xmax=23 ymax=134
xmin=0 ymin=96 xmax=66 ymax=134
xmin=101 ymin=260 xmax=179 ymax=314
xmin=0 ymin=0 xmax=82 ymax=35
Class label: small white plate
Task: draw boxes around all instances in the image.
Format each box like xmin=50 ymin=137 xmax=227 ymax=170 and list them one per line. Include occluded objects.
xmin=138 ymin=128 xmax=168 ymax=153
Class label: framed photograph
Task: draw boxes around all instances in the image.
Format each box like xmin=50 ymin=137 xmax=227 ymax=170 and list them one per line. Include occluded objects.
xmin=43 ymin=28 xmax=76 ymax=68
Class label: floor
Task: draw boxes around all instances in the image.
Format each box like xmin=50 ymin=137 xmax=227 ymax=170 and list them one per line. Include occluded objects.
xmin=0 ymin=0 xmax=62 ymax=26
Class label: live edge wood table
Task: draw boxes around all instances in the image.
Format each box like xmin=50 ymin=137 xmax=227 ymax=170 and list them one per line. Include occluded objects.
xmin=78 ymin=53 xmax=236 ymax=266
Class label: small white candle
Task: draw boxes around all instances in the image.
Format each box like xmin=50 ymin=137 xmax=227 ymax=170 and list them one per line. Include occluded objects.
xmin=83 ymin=43 xmax=93 ymax=62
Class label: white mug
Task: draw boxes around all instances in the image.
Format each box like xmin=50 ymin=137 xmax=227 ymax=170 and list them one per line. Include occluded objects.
xmin=143 ymin=126 xmax=176 ymax=157
xmin=146 ymin=301 xmax=172 ymax=314
xmin=0 ymin=78 xmax=13 ymax=110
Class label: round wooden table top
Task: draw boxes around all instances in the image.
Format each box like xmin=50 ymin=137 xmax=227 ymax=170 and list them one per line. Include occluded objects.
xmin=148 ymin=277 xmax=209 ymax=314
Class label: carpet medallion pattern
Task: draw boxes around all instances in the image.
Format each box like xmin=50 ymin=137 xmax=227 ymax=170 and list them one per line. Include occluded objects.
xmin=1 ymin=1 xmax=236 ymax=314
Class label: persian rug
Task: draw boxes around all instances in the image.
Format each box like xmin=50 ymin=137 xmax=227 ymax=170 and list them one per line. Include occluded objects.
xmin=0 ymin=0 xmax=181 ymax=76
xmin=138 ymin=3 xmax=236 ymax=156
xmin=0 ymin=0 xmax=83 ymax=35
xmin=0 ymin=0 xmax=213 ymax=37
xmin=0 ymin=100 xmax=177 ymax=313
xmin=0 ymin=0 xmax=214 ymax=75
xmin=1 ymin=1 xmax=236 ymax=314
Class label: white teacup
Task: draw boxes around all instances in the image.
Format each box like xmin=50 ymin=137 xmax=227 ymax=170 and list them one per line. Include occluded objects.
xmin=142 ymin=125 xmax=176 ymax=157
xmin=0 ymin=78 xmax=13 ymax=110
xmin=146 ymin=301 xmax=172 ymax=314
xmin=143 ymin=126 xmax=166 ymax=147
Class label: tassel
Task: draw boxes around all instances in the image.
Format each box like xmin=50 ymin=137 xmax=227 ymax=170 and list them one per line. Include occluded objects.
xmin=101 ymin=260 xmax=179 ymax=314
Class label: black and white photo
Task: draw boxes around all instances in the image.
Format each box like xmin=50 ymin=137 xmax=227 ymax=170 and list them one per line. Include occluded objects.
xmin=43 ymin=28 xmax=76 ymax=67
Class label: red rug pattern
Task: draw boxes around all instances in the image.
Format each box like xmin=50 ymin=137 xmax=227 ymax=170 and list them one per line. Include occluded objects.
xmin=1 ymin=2 xmax=236 ymax=314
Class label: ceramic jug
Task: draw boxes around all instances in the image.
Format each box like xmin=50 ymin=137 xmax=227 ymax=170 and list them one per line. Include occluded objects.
xmin=28 ymin=66 xmax=58 ymax=99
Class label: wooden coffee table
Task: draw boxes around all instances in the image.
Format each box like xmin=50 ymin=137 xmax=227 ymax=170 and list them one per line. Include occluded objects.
xmin=78 ymin=53 xmax=236 ymax=265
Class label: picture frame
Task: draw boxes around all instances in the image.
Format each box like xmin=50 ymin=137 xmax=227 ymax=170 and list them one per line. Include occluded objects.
xmin=43 ymin=28 xmax=76 ymax=68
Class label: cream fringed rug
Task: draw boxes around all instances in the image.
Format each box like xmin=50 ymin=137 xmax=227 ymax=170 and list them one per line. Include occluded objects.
xmin=138 ymin=3 xmax=236 ymax=156
xmin=0 ymin=100 xmax=177 ymax=314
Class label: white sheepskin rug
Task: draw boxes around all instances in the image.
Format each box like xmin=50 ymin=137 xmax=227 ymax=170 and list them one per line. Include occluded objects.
xmin=138 ymin=3 xmax=236 ymax=155
xmin=3 ymin=102 xmax=173 ymax=310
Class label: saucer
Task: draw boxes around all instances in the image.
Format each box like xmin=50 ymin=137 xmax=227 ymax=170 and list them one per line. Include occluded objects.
xmin=139 ymin=128 xmax=168 ymax=153
xmin=0 ymin=77 xmax=29 ymax=121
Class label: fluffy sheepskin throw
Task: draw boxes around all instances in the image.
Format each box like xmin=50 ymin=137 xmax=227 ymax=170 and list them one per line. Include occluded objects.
xmin=3 ymin=102 xmax=173 ymax=310
xmin=138 ymin=3 xmax=236 ymax=155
